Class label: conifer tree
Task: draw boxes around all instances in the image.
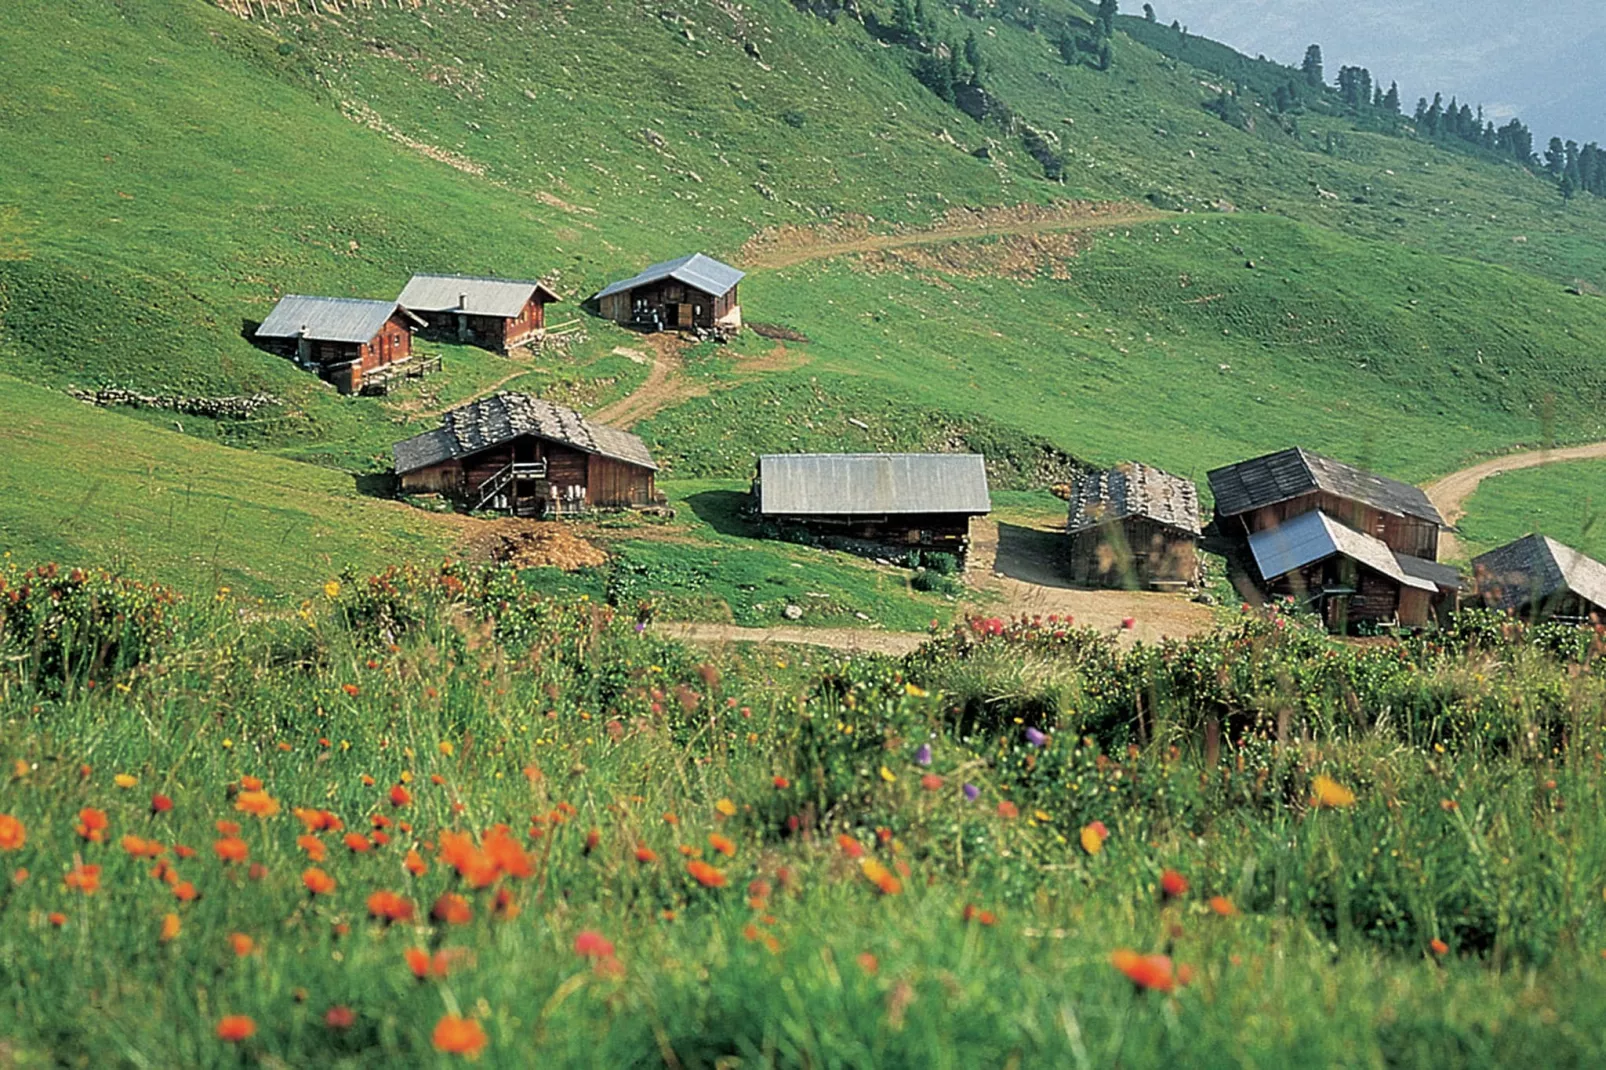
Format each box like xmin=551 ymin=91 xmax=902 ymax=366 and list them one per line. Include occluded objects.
xmin=1301 ymin=44 xmax=1324 ymax=88
xmin=1097 ymin=0 xmax=1119 ymax=38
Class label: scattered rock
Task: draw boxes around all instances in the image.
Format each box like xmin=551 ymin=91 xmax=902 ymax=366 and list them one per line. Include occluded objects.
xmin=67 ymin=387 xmax=280 ymax=419
xmin=783 ymin=604 xmax=803 ymax=621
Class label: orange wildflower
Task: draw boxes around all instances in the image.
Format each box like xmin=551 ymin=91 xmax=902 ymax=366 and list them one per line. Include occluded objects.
xmin=405 ymin=946 xmax=453 ymax=979
xmin=297 ymin=835 xmax=327 ymax=862
xmin=1430 ymin=938 xmax=1449 ymax=956
xmin=64 ymin=863 xmax=101 ymax=895
xmin=248 ymin=863 xmax=268 ymax=881
xmin=0 ymin=814 xmax=26 ymax=851
xmin=76 ymin=808 xmax=109 ymax=842
xmin=343 ymin=833 xmax=372 ymax=854
xmin=773 ymin=776 xmax=791 ymax=789
xmin=214 ymin=837 xmax=249 ymax=864
xmin=216 ymin=820 xmax=241 ymax=837
xmin=229 ymin=933 xmax=255 ymax=957
xmin=366 ymin=890 xmax=415 ymax=925
xmin=962 ymin=903 xmax=998 ymax=925
xmin=173 ymin=881 xmax=199 ymax=902
xmin=860 ymin=858 xmax=901 ymax=896
xmin=239 ymin=776 xmax=264 ymax=792
xmin=634 ymin=845 xmax=659 ymax=864
xmin=431 ymin=1014 xmax=487 ymax=1057
xmin=1209 ymin=896 xmax=1237 ymax=917
xmin=583 ymin=828 xmax=601 ymax=854
xmin=836 ymin=834 xmax=865 ymax=859
xmin=294 ymin=808 xmax=342 ymax=832
xmin=174 ymin=844 xmax=197 ymax=859
xmin=235 ymin=790 xmax=280 ymax=818
xmin=483 ymin=825 xmax=533 ymax=879
xmin=302 ymin=867 xmax=336 ymax=896
xmin=492 ymin=885 xmax=520 ymax=921
xmin=1111 ymin=949 xmax=1178 ymax=992
xmin=1311 ymin=774 xmax=1357 ymax=809
xmin=431 ymin=893 xmax=473 ymax=925
xmin=856 ymin=952 xmax=879 ymax=974
xmin=708 ymin=833 xmax=736 ymax=857
xmin=159 ymin=912 xmax=181 ymax=942
xmin=48 ymin=911 xmax=67 ymax=928
xmin=388 ymin=784 xmax=411 ymax=808
xmin=439 ymin=831 xmax=498 ymax=887
xmin=996 ymin=801 xmax=1019 ymax=819
xmin=920 ymin=774 xmax=944 ymax=791
xmin=686 ymin=860 xmax=727 ymax=888
xmin=216 ymin=1015 xmax=256 ymax=1042
xmin=404 ymin=848 xmax=428 ymax=877
xmin=324 ymin=1006 xmax=356 ymax=1029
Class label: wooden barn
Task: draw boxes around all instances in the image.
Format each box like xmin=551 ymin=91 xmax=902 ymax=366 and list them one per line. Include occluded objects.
xmin=595 ymin=254 xmax=744 ymax=334
xmin=392 ymin=392 xmax=659 ymax=517
xmin=1065 ymin=462 xmax=1202 ymax=590
xmin=754 ymin=453 xmax=991 ymax=553
xmin=397 ymin=273 xmax=559 ymax=353
xmin=255 ymin=296 xmax=423 ymax=394
xmin=1247 ymin=510 xmax=1461 ymax=631
xmin=1472 ymin=534 xmax=1606 ymax=624
xmin=1207 ymin=447 xmax=1446 ymax=561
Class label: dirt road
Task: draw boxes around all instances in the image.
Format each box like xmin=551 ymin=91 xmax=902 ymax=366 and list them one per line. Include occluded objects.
xmin=655 ymin=622 xmax=929 ymax=656
xmin=739 ymin=201 xmax=1163 ymax=270
xmin=1425 ymin=441 xmax=1606 ymax=558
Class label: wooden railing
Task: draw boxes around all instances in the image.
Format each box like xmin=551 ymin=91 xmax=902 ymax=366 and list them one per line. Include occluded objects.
xmin=473 ymin=461 xmax=549 ymax=511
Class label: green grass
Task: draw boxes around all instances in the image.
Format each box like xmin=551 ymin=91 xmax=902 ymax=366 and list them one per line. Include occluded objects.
xmin=0 ymin=375 xmax=452 ymax=597
xmin=4 ymin=565 xmax=1606 ymax=1064
xmin=1457 ymin=459 xmax=1606 ymax=561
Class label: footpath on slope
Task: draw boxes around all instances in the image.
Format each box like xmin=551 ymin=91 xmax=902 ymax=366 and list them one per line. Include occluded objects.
xmin=1425 ymin=440 xmax=1606 ymax=559
xmin=738 ymin=200 xmax=1163 ymax=270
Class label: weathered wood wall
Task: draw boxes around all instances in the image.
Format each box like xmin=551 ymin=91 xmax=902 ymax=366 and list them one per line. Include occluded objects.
xmin=1232 ymin=491 xmax=1440 ymax=561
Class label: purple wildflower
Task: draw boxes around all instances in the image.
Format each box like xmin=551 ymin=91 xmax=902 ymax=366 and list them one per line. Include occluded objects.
xmin=915 ymin=743 xmax=933 ymax=767
xmin=1024 ymin=727 xmax=1048 ymax=748
xmin=962 ymin=783 xmax=980 ymax=802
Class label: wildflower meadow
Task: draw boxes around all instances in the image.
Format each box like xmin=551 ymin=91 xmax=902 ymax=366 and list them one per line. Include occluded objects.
xmin=3 ymin=560 xmax=1606 ymax=1066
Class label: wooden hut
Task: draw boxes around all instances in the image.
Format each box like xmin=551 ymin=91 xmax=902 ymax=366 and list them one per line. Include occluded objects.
xmin=754 ymin=453 xmax=990 ymax=554
xmin=1207 ymin=447 xmax=1445 ymax=561
xmin=1065 ymin=462 xmax=1202 ymax=590
xmin=1247 ymin=510 xmax=1461 ymax=632
xmin=1472 ymin=534 xmax=1606 ymax=624
xmin=595 ymin=254 xmax=744 ymax=333
xmin=397 ymin=274 xmax=559 ymax=353
xmin=392 ymin=393 xmax=658 ymax=517
xmin=255 ymin=296 xmax=423 ymax=394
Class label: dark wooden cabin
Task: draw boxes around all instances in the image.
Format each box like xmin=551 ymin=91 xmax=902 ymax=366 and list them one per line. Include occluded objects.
xmin=392 ymin=393 xmax=659 ymax=517
xmin=1065 ymin=462 xmax=1202 ymax=590
xmin=397 ymin=274 xmax=560 ymax=353
xmin=1472 ymin=534 xmax=1606 ymax=624
xmin=1247 ymin=510 xmax=1461 ymax=632
xmin=1207 ymin=447 xmax=1446 ymax=561
xmin=754 ymin=453 xmax=991 ymax=554
xmin=255 ymin=296 xmax=423 ymax=394
xmin=596 ymin=253 xmax=744 ymax=333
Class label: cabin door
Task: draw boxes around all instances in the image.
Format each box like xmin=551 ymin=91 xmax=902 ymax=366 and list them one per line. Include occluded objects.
xmin=664 ymin=302 xmax=681 ymax=328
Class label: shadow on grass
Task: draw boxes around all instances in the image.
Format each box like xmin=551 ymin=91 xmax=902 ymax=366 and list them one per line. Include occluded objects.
xmin=683 ymin=490 xmax=758 ymax=538
xmin=353 ymin=472 xmax=399 ymax=499
xmin=993 ymin=523 xmax=1076 ymax=590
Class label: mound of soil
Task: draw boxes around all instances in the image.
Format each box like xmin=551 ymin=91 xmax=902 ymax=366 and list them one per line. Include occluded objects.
xmin=463 ymin=520 xmax=609 ymax=571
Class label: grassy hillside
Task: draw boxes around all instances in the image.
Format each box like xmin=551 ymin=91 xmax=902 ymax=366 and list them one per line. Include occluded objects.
xmin=0 ymin=376 xmax=452 ymax=596
xmin=1458 ymin=459 xmax=1606 ymax=561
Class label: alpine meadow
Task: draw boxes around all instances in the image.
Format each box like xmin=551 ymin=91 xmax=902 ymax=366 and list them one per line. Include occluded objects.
xmin=4 ymin=0 xmax=1606 ymax=1066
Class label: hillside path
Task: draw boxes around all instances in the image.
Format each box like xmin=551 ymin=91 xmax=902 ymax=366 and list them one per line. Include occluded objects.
xmin=655 ymin=622 xmax=928 ymax=655
xmin=739 ymin=204 xmax=1164 ymax=270
xmin=1425 ymin=440 xmax=1606 ymax=558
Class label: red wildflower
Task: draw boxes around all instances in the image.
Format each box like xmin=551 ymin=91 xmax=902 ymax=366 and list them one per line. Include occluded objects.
xmin=324 ymin=1006 xmax=356 ymax=1030
xmin=1111 ymin=949 xmax=1178 ymax=992
xmin=216 ymin=1015 xmax=256 ymax=1042
xmin=388 ymin=784 xmax=411 ymax=808
xmin=150 ymin=795 xmax=174 ymax=815
xmin=996 ymin=801 xmax=1019 ymax=819
xmin=574 ymin=930 xmax=615 ymax=959
xmin=1160 ymin=869 xmax=1189 ymax=901
xmin=634 ymin=845 xmax=659 ymax=864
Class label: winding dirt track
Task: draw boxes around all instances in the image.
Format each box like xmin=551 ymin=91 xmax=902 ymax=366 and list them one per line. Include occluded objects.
xmin=739 ymin=204 xmax=1164 ymax=270
xmin=1425 ymin=441 xmax=1606 ymax=559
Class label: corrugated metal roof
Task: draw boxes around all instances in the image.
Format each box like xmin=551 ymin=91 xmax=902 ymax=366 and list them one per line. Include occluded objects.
xmin=596 ymin=253 xmax=745 ymax=300
xmin=391 ymin=392 xmax=657 ymax=474
xmin=1066 ymin=462 xmax=1201 ymax=536
xmin=1472 ymin=534 xmax=1606 ymax=614
xmin=1207 ymin=447 xmax=1444 ymax=526
xmin=257 ymin=296 xmax=418 ymax=344
xmin=397 ymin=274 xmax=560 ymax=318
xmin=1249 ymin=510 xmax=1436 ymax=591
xmin=757 ymin=454 xmax=991 ymax=517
